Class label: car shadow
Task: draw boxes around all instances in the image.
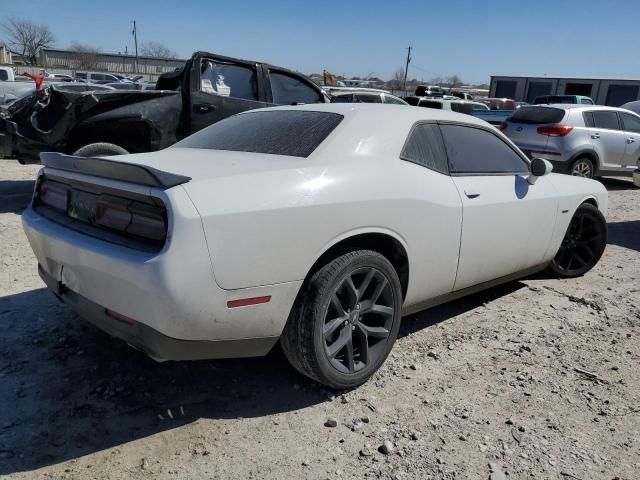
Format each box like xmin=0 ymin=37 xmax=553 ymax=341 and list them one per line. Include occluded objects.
xmin=599 ymin=177 xmax=637 ymax=191
xmin=0 ymin=287 xmax=326 ymax=475
xmin=399 ymin=281 xmax=525 ymax=338
xmin=0 ymin=179 xmax=35 ymax=214
xmin=1 ymin=278 xmax=528 ymax=475
xmin=608 ymin=220 xmax=640 ymax=252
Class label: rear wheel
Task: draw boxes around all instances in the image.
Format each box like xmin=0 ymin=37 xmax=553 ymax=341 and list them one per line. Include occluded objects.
xmin=570 ymin=157 xmax=595 ymax=178
xmin=547 ymin=203 xmax=607 ymax=278
xmin=73 ymin=142 xmax=129 ymax=157
xmin=281 ymin=250 xmax=402 ymax=389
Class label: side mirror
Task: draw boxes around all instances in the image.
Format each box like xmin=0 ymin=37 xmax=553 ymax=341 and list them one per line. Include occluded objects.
xmin=528 ymin=158 xmax=553 ymax=185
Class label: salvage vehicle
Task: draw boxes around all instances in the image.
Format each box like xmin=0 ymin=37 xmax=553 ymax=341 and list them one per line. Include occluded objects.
xmin=407 ymin=97 xmax=489 ymax=115
xmin=471 ymin=97 xmax=519 ymax=126
xmin=501 ymin=104 xmax=640 ymax=178
xmin=0 ymin=66 xmax=39 ymax=104
xmin=22 ymin=104 xmax=608 ymax=388
xmin=533 ymin=95 xmax=594 ymax=105
xmin=329 ymin=89 xmax=407 ymax=104
xmin=1 ymin=51 xmax=329 ymax=162
xmin=414 ymin=84 xmax=446 ymax=97
xmin=621 ymin=100 xmax=640 ymax=115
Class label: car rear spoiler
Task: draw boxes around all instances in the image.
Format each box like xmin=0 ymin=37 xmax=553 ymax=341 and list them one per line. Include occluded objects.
xmin=40 ymin=152 xmax=191 ymax=189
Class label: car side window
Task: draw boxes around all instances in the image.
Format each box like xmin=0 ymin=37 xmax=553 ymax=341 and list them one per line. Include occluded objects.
xmin=400 ymin=123 xmax=449 ymax=175
xmin=383 ymin=95 xmax=405 ymax=105
xmin=200 ymin=60 xmax=258 ymax=101
xmin=356 ymin=94 xmax=382 ymax=103
xmin=440 ymin=124 xmax=529 ymax=175
xmin=269 ymin=71 xmax=322 ymax=105
xmin=621 ymin=112 xmax=640 ymax=134
xmin=580 ymin=98 xmax=593 ymax=105
xmin=591 ymin=111 xmax=621 ymax=130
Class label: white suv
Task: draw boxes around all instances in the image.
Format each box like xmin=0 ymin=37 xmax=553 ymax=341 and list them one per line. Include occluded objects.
xmin=501 ymin=105 xmax=640 ymax=178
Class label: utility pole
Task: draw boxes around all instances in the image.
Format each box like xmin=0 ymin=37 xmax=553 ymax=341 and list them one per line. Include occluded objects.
xmin=402 ymin=46 xmax=412 ymax=96
xmin=132 ymin=20 xmax=139 ymax=73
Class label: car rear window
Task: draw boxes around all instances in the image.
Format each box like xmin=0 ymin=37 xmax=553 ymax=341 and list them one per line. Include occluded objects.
xmin=534 ymin=95 xmax=574 ymax=104
xmin=174 ymin=110 xmax=343 ymax=157
xmin=509 ymin=107 xmax=565 ymax=124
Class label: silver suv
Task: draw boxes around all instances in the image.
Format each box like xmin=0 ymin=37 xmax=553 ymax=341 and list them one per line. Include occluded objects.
xmin=501 ymin=105 xmax=640 ymax=178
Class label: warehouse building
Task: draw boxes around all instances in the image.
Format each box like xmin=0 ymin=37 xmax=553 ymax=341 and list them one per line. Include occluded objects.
xmin=37 ymin=48 xmax=186 ymax=76
xmin=490 ymin=75 xmax=640 ymax=106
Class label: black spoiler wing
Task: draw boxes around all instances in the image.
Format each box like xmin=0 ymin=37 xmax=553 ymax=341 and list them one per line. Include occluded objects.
xmin=40 ymin=152 xmax=191 ymax=189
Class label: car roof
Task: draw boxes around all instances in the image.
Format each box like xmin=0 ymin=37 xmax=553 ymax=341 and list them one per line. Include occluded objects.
xmin=251 ymin=103 xmax=490 ymax=127
xmin=525 ymin=104 xmax=631 ymax=112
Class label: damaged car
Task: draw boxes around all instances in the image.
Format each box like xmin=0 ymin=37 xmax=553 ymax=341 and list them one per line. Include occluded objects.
xmin=0 ymin=51 xmax=329 ymax=162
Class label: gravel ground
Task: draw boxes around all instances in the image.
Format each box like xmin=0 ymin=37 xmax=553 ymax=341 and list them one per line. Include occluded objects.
xmin=0 ymin=158 xmax=638 ymax=480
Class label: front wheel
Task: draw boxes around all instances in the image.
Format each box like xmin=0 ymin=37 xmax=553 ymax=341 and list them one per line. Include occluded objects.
xmin=547 ymin=203 xmax=607 ymax=278
xmin=281 ymin=250 xmax=402 ymax=389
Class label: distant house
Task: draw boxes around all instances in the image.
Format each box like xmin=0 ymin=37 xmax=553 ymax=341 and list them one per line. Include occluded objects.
xmin=0 ymin=45 xmax=13 ymax=65
xmin=490 ymin=75 xmax=640 ymax=106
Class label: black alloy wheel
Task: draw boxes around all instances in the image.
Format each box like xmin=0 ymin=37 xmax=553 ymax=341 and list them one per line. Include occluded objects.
xmin=323 ymin=267 xmax=395 ymax=374
xmin=548 ymin=203 xmax=607 ymax=278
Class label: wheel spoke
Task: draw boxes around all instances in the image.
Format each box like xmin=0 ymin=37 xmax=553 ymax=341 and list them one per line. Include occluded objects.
xmin=326 ymin=327 xmax=351 ymax=358
xmin=323 ymin=316 xmax=346 ymax=339
xmin=368 ymin=304 xmax=394 ymax=317
xmin=344 ymin=338 xmax=355 ymax=372
xmin=370 ymin=277 xmax=388 ymax=304
xmin=358 ymin=269 xmax=376 ymax=300
xmin=353 ymin=324 xmax=369 ymax=364
xmin=359 ymin=324 xmax=390 ymax=339
xmin=344 ymin=276 xmax=359 ymax=304
xmin=331 ymin=293 xmax=346 ymax=316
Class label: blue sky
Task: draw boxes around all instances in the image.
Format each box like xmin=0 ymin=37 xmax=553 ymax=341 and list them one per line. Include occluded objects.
xmin=1 ymin=0 xmax=639 ymax=83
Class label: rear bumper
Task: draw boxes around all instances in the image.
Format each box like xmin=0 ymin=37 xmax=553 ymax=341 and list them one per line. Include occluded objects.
xmin=39 ymin=265 xmax=278 ymax=360
xmin=22 ymin=178 xmax=302 ymax=359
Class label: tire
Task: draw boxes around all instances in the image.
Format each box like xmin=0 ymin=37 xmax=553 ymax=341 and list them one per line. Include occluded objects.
xmin=570 ymin=156 xmax=595 ymax=179
xmin=281 ymin=250 xmax=402 ymax=389
xmin=73 ymin=142 xmax=129 ymax=157
xmin=547 ymin=203 xmax=607 ymax=278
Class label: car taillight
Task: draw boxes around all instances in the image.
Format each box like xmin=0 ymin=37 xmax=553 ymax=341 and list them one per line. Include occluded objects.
xmin=38 ymin=181 xmax=68 ymax=212
xmin=537 ymin=125 xmax=574 ymax=137
xmin=95 ymin=196 xmax=167 ymax=243
xmin=499 ymin=122 xmax=508 ymax=131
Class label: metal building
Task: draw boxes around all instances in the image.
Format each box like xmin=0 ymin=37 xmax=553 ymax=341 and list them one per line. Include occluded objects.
xmin=490 ymin=75 xmax=640 ymax=106
xmin=38 ymin=48 xmax=186 ymax=76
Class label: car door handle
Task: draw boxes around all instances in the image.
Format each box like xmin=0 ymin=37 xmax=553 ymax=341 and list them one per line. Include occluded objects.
xmin=627 ymin=137 xmax=636 ymax=144
xmin=591 ymin=133 xmax=600 ymax=139
xmin=193 ymin=103 xmax=216 ymax=113
xmin=464 ymin=190 xmax=481 ymax=199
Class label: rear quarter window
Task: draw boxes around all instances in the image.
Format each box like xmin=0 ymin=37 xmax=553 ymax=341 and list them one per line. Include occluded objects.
xmin=509 ymin=107 xmax=565 ymax=124
xmin=174 ymin=110 xmax=343 ymax=158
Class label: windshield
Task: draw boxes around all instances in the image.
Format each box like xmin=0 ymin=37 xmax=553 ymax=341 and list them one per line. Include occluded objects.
xmin=174 ymin=110 xmax=343 ymax=157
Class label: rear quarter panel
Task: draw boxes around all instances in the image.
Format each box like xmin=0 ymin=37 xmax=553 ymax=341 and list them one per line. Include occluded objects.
xmin=184 ymin=156 xmax=463 ymax=307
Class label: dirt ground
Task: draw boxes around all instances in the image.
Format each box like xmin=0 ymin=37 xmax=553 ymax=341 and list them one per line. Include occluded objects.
xmin=0 ymin=158 xmax=638 ymax=480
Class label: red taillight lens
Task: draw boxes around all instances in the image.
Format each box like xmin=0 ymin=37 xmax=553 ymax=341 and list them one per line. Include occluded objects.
xmin=95 ymin=197 xmax=167 ymax=243
xmin=537 ymin=124 xmax=574 ymax=137
xmin=38 ymin=182 xmax=68 ymax=212
xmin=499 ymin=122 xmax=508 ymax=131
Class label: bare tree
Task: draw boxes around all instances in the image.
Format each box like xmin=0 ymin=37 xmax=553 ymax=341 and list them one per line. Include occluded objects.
xmin=430 ymin=76 xmax=444 ymax=86
xmin=3 ymin=17 xmax=54 ymax=64
xmin=391 ymin=68 xmax=405 ymax=93
xmin=140 ymin=41 xmax=176 ymax=59
xmin=446 ymin=75 xmax=462 ymax=89
xmin=69 ymin=42 xmax=101 ymax=70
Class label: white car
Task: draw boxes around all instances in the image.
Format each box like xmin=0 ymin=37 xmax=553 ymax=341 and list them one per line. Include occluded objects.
xmin=22 ymin=104 xmax=608 ymax=388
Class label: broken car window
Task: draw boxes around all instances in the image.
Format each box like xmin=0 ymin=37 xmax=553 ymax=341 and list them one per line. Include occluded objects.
xmin=200 ymin=60 xmax=258 ymax=101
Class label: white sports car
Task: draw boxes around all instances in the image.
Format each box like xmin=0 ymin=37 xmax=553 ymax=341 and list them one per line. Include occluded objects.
xmin=23 ymin=104 xmax=608 ymax=388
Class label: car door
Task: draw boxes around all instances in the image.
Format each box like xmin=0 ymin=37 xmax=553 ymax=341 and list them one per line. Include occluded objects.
xmin=584 ymin=110 xmax=627 ymax=170
xmin=619 ymin=111 xmax=640 ymax=170
xmin=439 ymin=123 xmax=559 ymax=291
xmin=188 ymin=55 xmax=271 ymax=134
